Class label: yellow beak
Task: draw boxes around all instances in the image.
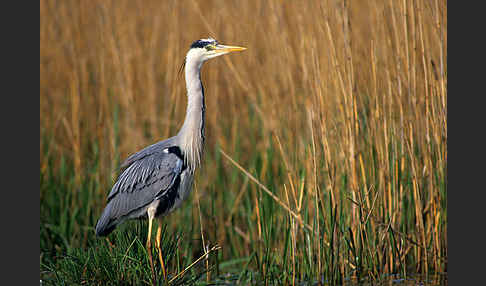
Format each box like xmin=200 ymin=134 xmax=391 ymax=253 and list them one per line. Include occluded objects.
xmin=215 ymin=44 xmax=247 ymax=53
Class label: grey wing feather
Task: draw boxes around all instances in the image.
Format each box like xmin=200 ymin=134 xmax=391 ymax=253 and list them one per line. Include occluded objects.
xmin=95 ymin=141 xmax=183 ymax=236
xmin=108 ymin=151 xmax=182 ymax=201
xmin=119 ymin=137 xmax=176 ymax=170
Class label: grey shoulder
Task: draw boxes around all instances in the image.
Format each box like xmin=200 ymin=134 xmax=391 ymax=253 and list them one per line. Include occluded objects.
xmin=120 ymin=137 xmax=178 ymax=169
xmin=107 ymin=144 xmax=184 ymax=201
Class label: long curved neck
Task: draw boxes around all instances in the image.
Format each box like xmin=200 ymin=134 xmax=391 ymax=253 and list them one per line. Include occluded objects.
xmin=178 ymin=58 xmax=205 ymax=171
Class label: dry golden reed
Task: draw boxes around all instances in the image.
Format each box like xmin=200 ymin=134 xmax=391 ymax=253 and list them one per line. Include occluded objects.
xmin=40 ymin=0 xmax=447 ymax=278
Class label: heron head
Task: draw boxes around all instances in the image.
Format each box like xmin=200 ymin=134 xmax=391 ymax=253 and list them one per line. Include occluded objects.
xmin=186 ymin=38 xmax=246 ymax=63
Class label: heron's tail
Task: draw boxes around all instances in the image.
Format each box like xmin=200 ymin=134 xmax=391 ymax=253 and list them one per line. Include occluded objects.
xmin=95 ymin=203 xmax=118 ymax=236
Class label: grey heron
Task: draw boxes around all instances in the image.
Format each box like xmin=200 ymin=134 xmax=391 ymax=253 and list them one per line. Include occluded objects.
xmin=95 ymin=38 xmax=246 ymax=281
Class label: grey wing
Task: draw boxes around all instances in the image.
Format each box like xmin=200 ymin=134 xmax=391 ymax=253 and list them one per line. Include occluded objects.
xmin=95 ymin=149 xmax=183 ymax=236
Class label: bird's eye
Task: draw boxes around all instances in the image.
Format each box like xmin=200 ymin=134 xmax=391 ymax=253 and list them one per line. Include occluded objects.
xmin=205 ymin=45 xmax=215 ymax=51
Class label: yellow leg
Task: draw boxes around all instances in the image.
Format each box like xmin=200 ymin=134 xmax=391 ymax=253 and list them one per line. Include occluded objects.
xmin=156 ymin=223 xmax=167 ymax=280
xmin=146 ymin=217 xmax=156 ymax=285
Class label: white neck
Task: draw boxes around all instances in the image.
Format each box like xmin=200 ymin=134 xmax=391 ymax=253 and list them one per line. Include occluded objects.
xmin=177 ymin=57 xmax=205 ymax=171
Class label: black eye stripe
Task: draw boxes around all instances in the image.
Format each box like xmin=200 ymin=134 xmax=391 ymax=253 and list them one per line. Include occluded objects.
xmin=190 ymin=39 xmax=217 ymax=49
xmin=190 ymin=41 xmax=207 ymax=49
